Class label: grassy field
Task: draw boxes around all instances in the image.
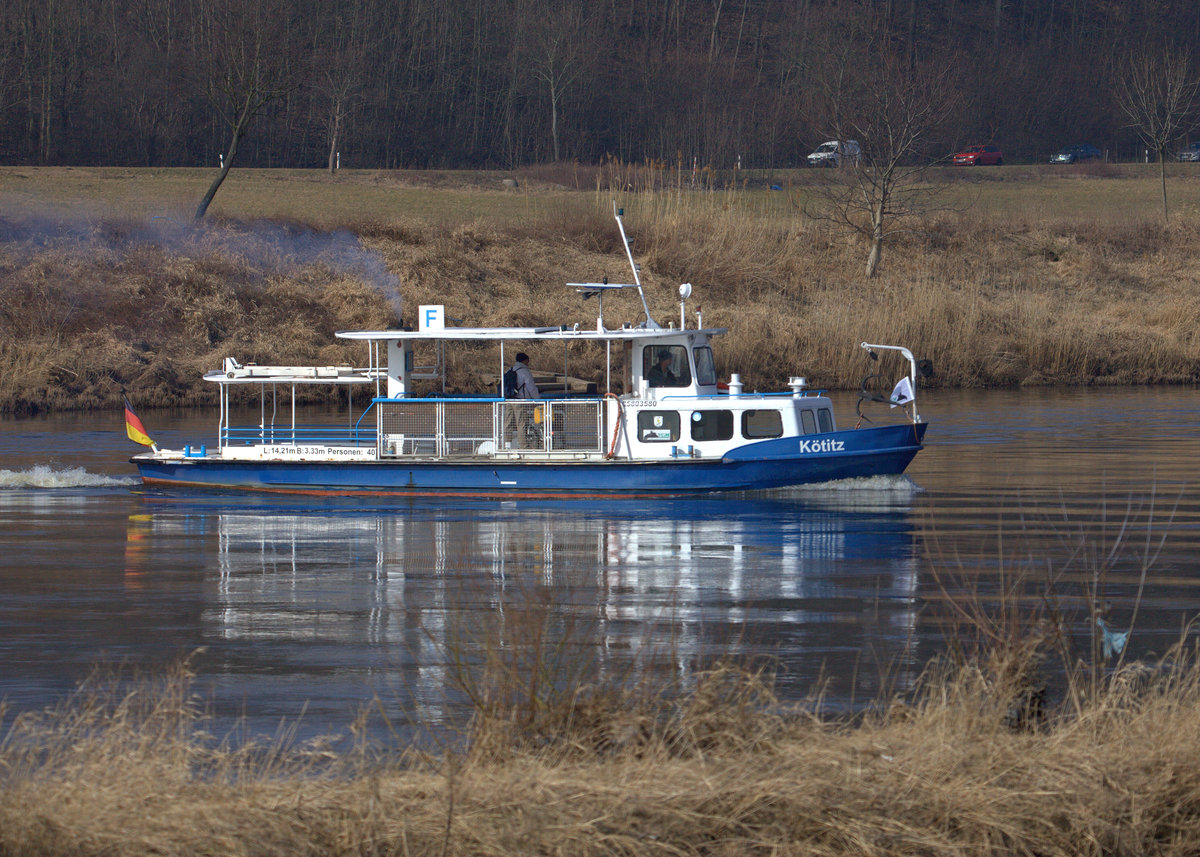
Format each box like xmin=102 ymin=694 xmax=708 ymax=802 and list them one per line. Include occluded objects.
xmin=2 ymin=164 xmax=1200 ymax=413
xmin=4 ymin=162 xmax=1199 ymax=223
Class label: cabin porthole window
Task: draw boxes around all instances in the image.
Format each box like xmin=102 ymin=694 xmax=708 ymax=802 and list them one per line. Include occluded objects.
xmin=691 ymin=410 xmax=733 ymax=441
xmin=637 ymin=410 xmax=681 ymax=442
xmin=742 ymin=409 xmax=783 ymax=439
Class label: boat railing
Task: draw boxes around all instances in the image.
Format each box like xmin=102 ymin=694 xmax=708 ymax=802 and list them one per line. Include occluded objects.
xmin=377 ymin=397 xmax=606 ymax=457
xmin=654 ymin=390 xmax=829 ymax=401
xmin=222 ymin=424 xmax=378 ymax=447
xmin=219 ymin=399 xmax=606 ymax=457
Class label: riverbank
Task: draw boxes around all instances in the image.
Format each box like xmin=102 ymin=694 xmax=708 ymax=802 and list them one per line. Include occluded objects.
xmin=4 ymin=640 xmax=1200 ymax=856
xmin=3 ymin=166 xmax=1200 ymax=414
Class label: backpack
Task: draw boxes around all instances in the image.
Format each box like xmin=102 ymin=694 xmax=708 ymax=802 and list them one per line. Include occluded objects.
xmin=502 ymin=367 xmax=519 ymax=398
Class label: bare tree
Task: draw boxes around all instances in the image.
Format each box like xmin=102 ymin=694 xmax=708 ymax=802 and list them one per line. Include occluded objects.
xmin=0 ymin=0 xmax=27 ymax=124
xmin=527 ymin=1 xmax=592 ymax=162
xmin=810 ymin=45 xmax=962 ymax=278
xmin=193 ymin=0 xmax=296 ymax=220
xmin=14 ymin=0 xmax=64 ymax=163
xmin=312 ymin=0 xmax=376 ymax=175
xmin=1115 ymin=44 xmax=1200 ymax=224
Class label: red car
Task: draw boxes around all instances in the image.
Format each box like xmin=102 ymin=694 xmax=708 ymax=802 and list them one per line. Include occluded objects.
xmin=952 ymin=145 xmax=1003 ymax=166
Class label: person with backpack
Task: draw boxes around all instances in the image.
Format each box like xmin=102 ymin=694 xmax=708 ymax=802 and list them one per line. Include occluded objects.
xmin=511 ymin=352 xmax=539 ymax=399
xmin=504 ymin=352 xmax=541 ymax=448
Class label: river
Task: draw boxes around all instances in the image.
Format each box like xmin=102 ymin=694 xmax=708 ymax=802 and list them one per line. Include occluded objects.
xmin=2 ymin=387 xmax=1199 ymax=742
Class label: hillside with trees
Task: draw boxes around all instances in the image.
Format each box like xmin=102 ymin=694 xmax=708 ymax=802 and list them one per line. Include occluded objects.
xmin=2 ymin=0 xmax=1199 ymax=170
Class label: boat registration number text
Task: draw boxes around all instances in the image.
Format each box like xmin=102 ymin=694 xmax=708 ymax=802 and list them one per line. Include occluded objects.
xmin=262 ymin=445 xmax=376 ymax=458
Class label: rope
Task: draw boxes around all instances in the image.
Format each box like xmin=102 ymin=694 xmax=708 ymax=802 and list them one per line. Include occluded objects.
xmin=604 ymin=393 xmax=624 ymax=459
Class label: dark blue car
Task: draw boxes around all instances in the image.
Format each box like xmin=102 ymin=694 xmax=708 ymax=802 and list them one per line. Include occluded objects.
xmin=1179 ymin=142 xmax=1200 ymax=162
xmin=1050 ymin=143 xmax=1102 ymax=164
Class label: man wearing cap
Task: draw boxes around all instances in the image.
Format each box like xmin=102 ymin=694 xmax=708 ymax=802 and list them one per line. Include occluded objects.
xmin=647 ymin=350 xmax=679 ymax=387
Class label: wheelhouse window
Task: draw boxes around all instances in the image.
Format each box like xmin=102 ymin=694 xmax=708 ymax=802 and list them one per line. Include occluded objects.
xmin=817 ymin=408 xmax=834 ymax=433
xmin=637 ymin=410 xmax=681 ymax=442
xmin=800 ymin=410 xmax=816 ymax=435
xmin=742 ymin=409 xmax=783 ymax=439
xmin=690 ymin=409 xmax=733 ymax=441
xmin=692 ymin=346 xmax=717 ymax=386
xmin=643 ymin=345 xmax=691 ymax=388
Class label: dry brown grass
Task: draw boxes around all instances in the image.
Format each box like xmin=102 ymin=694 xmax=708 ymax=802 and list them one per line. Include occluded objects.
xmin=3 ymin=167 xmax=1200 ymax=413
xmin=2 ymin=513 xmax=1195 ymax=857
xmin=0 ymin=217 xmax=397 ymax=414
xmin=6 ymin=625 xmax=1200 ymax=855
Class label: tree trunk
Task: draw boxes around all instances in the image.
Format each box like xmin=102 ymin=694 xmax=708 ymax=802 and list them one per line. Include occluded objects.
xmin=195 ymin=109 xmax=249 ymax=221
xmin=39 ymin=0 xmax=55 ymax=164
xmin=327 ymin=109 xmax=341 ymax=173
xmin=1159 ymin=149 xmax=1169 ymax=224
xmin=550 ymin=83 xmax=560 ymax=161
xmin=866 ymin=205 xmax=884 ymax=278
xmin=708 ymin=0 xmax=724 ymax=62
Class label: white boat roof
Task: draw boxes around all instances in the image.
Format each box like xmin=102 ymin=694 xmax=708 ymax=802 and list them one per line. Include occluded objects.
xmin=204 ymin=365 xmax=376 ymax=385
xmin=336 ymin=325 xmax=728 ymax=342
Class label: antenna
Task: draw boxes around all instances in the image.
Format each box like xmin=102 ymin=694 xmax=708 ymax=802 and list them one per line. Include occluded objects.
xmin=678 ymin=282 xmax=692 ymax=329
xmin=613 ymin=203 xmax=659 ymax=329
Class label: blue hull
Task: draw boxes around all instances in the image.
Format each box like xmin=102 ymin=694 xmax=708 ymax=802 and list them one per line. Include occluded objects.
xmin=135 ymin=423 xmax=926 ymax=498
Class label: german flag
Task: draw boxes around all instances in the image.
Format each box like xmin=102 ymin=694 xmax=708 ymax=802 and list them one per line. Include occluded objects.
xmin=123 ymin=394 xmax=155 ymax=447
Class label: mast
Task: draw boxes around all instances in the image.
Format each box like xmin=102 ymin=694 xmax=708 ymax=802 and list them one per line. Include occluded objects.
xmin=613 ymin=203 xmax=659 ymax=329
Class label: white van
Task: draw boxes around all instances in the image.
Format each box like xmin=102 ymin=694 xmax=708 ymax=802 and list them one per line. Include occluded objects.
xmin=806 ymin=140 xmax=861 ymax=167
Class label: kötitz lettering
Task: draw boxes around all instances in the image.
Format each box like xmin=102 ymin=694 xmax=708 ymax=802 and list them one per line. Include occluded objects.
xmin=798 ymin=439 xmax=845 ymax=454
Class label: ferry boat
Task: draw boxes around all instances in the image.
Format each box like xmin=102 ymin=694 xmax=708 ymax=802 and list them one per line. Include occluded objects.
xmin=131 ymin=208 xmax=929 ymax=498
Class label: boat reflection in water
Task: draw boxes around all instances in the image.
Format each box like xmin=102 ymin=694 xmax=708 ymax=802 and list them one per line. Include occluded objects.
xmin=134 ymin=478 xmax=922 ymax=732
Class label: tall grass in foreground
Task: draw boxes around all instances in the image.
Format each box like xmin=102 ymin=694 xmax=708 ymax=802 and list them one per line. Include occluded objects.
xmin=5 ymin=516 xmax=1200 ymax=856
xmin=5 ymin=637 xmax=1200 ymax=855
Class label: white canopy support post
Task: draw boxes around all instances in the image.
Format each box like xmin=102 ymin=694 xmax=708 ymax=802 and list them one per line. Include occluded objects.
xmin=373 ymin=340 xmax=380 ymax=399
xmin=218 ymin=383 xmax=226 ymax=449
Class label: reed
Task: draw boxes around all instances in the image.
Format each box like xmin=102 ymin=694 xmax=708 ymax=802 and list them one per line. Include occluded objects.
xmin=5 ymin=582 xmax=1200 ymax=856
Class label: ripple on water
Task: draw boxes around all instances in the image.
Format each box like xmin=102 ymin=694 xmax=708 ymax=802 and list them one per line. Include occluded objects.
xmin=0 ymin=465 xmax=138 ymax=489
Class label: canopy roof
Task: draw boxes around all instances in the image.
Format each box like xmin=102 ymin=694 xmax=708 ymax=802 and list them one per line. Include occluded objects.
xmin=335 ymin=325 xmax=727 ymax=342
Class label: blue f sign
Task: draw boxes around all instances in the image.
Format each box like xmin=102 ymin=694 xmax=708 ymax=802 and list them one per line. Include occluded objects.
xmin=419 ymin=304 xmax=445 ymax=331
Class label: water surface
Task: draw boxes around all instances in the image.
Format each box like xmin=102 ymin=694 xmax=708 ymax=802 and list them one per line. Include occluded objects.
xmin=2 ymin=387 xmax=1198 ymax=739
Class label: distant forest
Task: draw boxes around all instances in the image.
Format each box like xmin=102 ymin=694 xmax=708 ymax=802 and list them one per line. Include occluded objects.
xmin=3 ymin=0 xmax=1200 ymax=170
